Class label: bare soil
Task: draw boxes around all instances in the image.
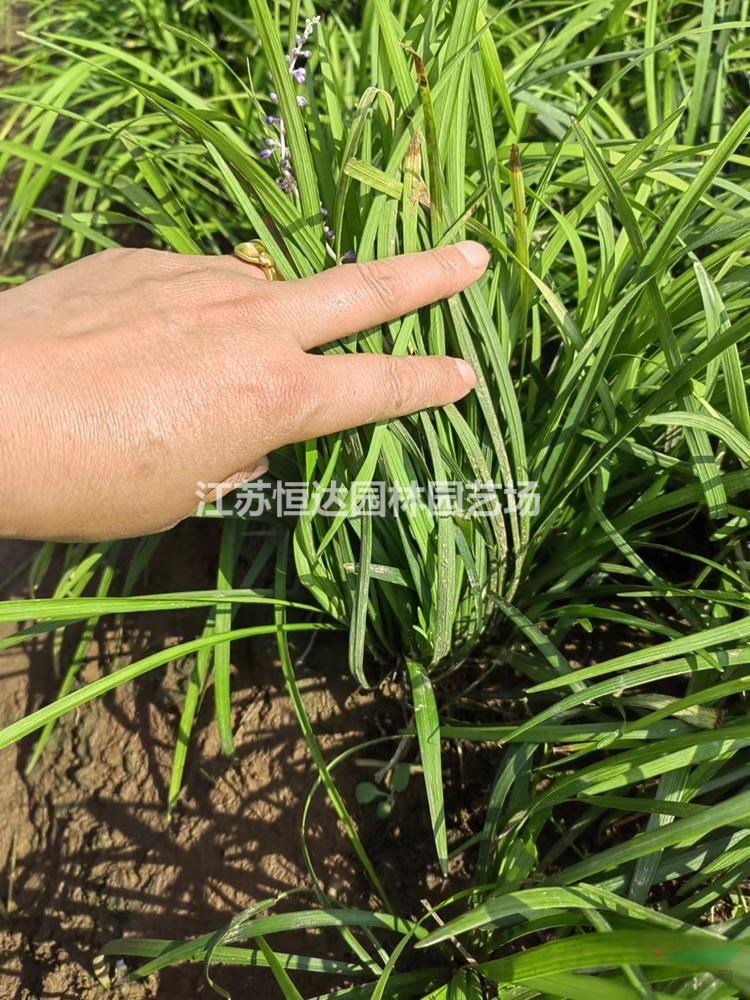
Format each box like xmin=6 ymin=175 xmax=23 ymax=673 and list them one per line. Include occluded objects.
xmin=0 ymin=531 xmax=376 ymax=999
xmin=0 ymin=527 xmax=492 ymax=999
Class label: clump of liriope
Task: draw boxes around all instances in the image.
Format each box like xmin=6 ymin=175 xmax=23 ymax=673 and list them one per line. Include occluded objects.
xmin=221 ymin=0 xmax=750 ymax=876
xmin=3 ymin=0 xmax=750 ymax=916
xmin=5 ymin=0 xmax=750 ymax=724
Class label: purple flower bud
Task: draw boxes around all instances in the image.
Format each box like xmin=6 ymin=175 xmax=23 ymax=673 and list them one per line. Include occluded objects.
xmin=320 ymin=205 xmax=328 ymax=217
xmin=296 ymin=95 xmax=307 ymax=107
xmin=259 ymin=148 xmax=273 ymax=159
xmin=269 ymin=91 xmax=278 ymax=103
xmin=264 ymin=136 xmax=276 ymax=147
xmin=341 ymin=250 xmax=357 ymax=264
xmin=291 ymin=67 xmax=306 ymax=84
xmin=300 ymin=50 xmax=312 ymax=59
xmin=324 ymin=226 xmax=335 ymax=241
xmin=295 ymin=34 xmax=302 ymax=44
xmin=265 ymin=114 xmax=279 ymax=125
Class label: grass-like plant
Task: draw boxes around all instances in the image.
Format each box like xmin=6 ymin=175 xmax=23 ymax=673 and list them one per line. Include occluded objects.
xmin=2 ymin=1 xmax=750 ymax=995
xmin=0 ymin=0 xmax=265 ymax=261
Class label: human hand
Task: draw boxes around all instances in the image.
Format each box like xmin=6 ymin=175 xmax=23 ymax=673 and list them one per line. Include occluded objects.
xmin=0 ymin=242 xmax=488 ymax=541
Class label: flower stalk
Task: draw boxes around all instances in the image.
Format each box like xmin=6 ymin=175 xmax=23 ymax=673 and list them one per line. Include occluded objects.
xmin=259 ymin=15 xmax=320 ymax=198
xmin=257 ymin=15 xmax=355 ymax=264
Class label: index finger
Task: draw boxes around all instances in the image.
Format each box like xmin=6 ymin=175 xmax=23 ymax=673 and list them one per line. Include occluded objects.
xmin=282 ymin=241 xmax=489 ymax=350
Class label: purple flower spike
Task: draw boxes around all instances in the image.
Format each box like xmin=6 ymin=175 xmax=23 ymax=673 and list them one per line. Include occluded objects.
xmin=259 ymin=13 xmax=320 ymax=201
xmin=341 ymin=250 xmax=357 ymax=264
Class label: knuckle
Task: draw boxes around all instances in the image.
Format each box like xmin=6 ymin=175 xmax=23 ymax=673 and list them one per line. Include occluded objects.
xmin=128 ymin=246 xmax=184 ymax=273
xmin=358 ymin=261 xmax=404 ymax=312
xmin=380 ymin=357 xmax=414 ymax=414
xmin=164 ymin=268 xmax=228 ymax=302
xmin=97 ymin=246 xmax=133 ymax=262
xmin=126 ymin=246 xmax=159 ymax=263
xmin=210 ymin=281 xmax=278 ymax=326
xmin=285 ymin=364 xmax=317 ymax=422
xmin=433 ymin=245 xmax=462 ymax=280
xmin=156 ymin=274 xmax=276 ymax=327
xmin=97 ymin=247 xmax=193 ymax=275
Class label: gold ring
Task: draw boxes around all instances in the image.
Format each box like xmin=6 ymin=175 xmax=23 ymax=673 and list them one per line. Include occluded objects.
xmin=233 ymin=239 xmax=280 ymax=281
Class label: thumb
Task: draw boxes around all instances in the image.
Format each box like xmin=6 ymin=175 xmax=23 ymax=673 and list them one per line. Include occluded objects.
xmin=201 ymin=457 xmax=270 ymax=504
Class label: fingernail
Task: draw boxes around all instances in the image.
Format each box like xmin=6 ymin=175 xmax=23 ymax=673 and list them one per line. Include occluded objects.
xmin=453 ymin=358 xmax=476 ymax=391
xmin=456 ymin=240 xmax=489 ymax=271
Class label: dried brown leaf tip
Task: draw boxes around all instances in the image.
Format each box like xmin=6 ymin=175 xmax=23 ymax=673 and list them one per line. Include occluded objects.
xmin=413 ymin=51 xmax=428 ymax=89
xmin=404 ymin=132 xmax=422 ymax=204
xmin=509 ymin=143 xmax=522 ymax=172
